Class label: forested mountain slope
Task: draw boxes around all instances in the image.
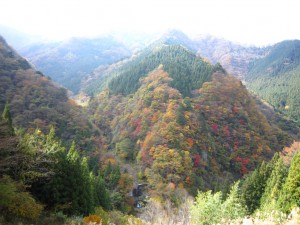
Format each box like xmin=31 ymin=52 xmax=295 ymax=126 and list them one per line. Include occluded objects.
xmin=0 ymin=35 xmax=139 ymax=223
xmin=246 ymin=40 xmax=300 ymax=123
xmin=143 ymin=30 xmax=267 ymax=80
xmin=108 ymin=45 xmax=215 ymax=97
xmin=83 ymin=31 xmax=268 ymax=96
xmin=0 ymin=35 xmax=96 ymax=150
xmin=6 ymin=29 xmax=270 ymax=97
xmin=85 ymin=44 xmax=216 ymax=97
xmin=0 ymin=32 xmax=298 ymax=224
xmin=88 ymin=64 xmax=292 ymax=195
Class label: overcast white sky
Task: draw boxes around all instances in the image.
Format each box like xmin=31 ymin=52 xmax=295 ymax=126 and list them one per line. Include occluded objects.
xmin=0 ymin=0 xmax=299 ymax=45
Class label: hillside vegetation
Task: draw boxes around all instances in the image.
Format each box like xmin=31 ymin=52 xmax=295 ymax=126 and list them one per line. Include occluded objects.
xmin=0 ymin=36 xmax=96 ymax=150
xmin=246 ymin=40 xmax=300 ymax=123
xmin=0 ymin=36 xmax=136 ymax=224
xmin=85 ymin=44 xmax=215 ymax=97
xmin=83 ymin=30 xmax=269 ymax=97
xmin=1 ymin=33 xmax=300 ymax=224
xmin=89 ymin=65 xmax=291 ymax=195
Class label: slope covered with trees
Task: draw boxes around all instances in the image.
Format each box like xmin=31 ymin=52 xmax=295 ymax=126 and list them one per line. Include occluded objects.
xmin=189 ymin=143 xmax=300 ymax=225
xmin=0 ymin=114 xmax=112 ymax=222
xmin=0 ymin=108 xmax=141 ymax=224
xmin=88 ymin=65 xmax=292 ymax=197
xmin=0 ymin=35 xmax=96 ymax=150
xmin=1 ymin=32 xmax=299 ymax=224
xmin=108 ymin=45 xmax=215 ymax=97
xmin=83 ymin=30 xmax=269 ymax=98
xmin=246 ymin=40 xmax=300 ymax=124
xmin=85 ymin=44 xmax=215 ymax=97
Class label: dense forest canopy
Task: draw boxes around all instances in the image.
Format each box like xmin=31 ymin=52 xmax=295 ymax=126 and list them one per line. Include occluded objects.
xmin=107 ymin=45 xmax=215 ymax=97
xmin=246 ymin=40 xmax=300 ymax=123
xmin=88 ymin=66 xmax=292 ymax=194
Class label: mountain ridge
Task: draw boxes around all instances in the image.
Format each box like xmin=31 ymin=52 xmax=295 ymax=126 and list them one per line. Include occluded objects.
xmin=0 ymin=35 xmax=96 ymax=150
xmin=18 ymin=36 xmax=132 ymax=94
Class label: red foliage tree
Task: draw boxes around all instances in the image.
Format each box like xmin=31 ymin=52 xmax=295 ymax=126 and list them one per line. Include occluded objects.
xmin=211 ymin=123 xmax=218 ymax=133
xmin=193 ymin=154 xmax=201 ymax=167
xmin=235 ymin=156 xmax=250 ymax=175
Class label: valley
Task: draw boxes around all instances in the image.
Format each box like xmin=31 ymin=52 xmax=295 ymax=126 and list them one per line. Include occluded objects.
xmin=0 ymin=29 xmax=300 ymax=225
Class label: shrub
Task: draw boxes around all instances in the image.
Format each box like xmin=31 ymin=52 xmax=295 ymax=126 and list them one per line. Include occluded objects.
xmin=83 ymin=214 xmax=102 ymax=225
xmin=94 ymin=207 xmax=109 ymax=225
xmin=0 ymin=175 xmax=43 ymax=220
xmin=191 ymin=181 xmax=246 ymax=225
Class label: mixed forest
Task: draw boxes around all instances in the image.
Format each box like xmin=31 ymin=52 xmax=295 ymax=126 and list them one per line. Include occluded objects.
xmin=1 ymin=30 xmax=300 ymax=225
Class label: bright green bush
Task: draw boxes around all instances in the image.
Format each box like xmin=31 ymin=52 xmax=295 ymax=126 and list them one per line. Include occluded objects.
xmin=191 ymin=181 xmax=246 ymax=225
xmin=191 ymin=190 xmax=223 ymax=225
xmin=83 ymin=214 xmax=102 ymax=225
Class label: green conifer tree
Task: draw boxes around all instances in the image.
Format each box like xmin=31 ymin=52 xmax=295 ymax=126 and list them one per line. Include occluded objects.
xmin=80 ymin=157 xmax=94 ymax=214
xmin=111 ymin=164 xmax=121 ymax=187
xmin=222 ymin=181 xmax=246 ymax=220
xmin=45 ymin=126 xmax=61 ymax=153
xmin=260 ymin=156 xmax=288 ymax=212
xmin=67 ymin=140 xmax=79 ymax=162
xmin=0 ymin=116 xmax=18 ymax=177
xmin=279 ymin=152 xmax=300 ymax=213
xmin=42 ymin=143 xmax=95 ymax=215
xmin=240 ymin=161 xmax=272 ymax=214
xmin=2 ymin=103 xmax=13 ymax=134
xmin=93 ymin=172 xmax=112 ymax=210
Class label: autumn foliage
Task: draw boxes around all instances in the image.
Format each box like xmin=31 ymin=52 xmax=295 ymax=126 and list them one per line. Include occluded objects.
xmin=89 ymin=66 xmax=291 ymax=195
xmin=83 ymin=214 xmax=102 ymax=225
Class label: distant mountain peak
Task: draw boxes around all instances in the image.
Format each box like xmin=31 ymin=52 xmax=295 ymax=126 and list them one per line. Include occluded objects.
xmin=0 ymin=35 xmax=6 ymax=44
xmin=162 ymin=29 xmax=190 ymax=40
xmin=149 ymin=29 xmax=198 ymax=52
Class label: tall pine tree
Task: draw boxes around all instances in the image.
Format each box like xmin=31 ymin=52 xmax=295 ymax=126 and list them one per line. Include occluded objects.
xmin=2 ymin=103 xmax=13 ymax=135
xmin=0 ymin=116 xmax=18 ymax=176
xmin=43 ymin=142 xmax=95 ymax=215
xmin=240 ymin=159 xmax=275 ymax=214
xmin=279 ymin=151 xmax=300 ymax=213
xmin=259 ymin=155 xmax=288 ymax=212
xmin=92 ymin=172 xmax=112 ymax=210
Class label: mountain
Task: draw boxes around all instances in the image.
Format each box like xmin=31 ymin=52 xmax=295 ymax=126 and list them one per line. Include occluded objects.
xmin=0 ymin=35 xmax=96 ymax=150
xmin=83 ymin=30 xmax=269 ymax=96
xmin=0 ymin=35 xmax=136 ymax=222
xmin=81 ymin=30 xmax=199 ymax=96
xmin=192 ymin=35 xmax=268 ymax=79
xmin=107 ymin=44 xmax=216 ymax=97
xmin=132 ymin=30 xmax=267 ymax=80
xmin=245 ymin=40 xmax=300 ymax=123
xmin=0 ymin=25 xmax=43 ymax=50
xmin=151 ymin=29 xmax=199 ymax=52
xmin=87 ymin=43 xmax=292 ymax=195
xmin=9 ymin=28 xmax=267 ymax=97
xmin=19 ymin=36 xmax=132 ymax=94
xmin=0 ymin=31 xmax=298 ymax=223
xmin=84 ymin=44 xmax=217 ymax=97
xmin=109 ymin=31 xmax=160 ymax=52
